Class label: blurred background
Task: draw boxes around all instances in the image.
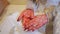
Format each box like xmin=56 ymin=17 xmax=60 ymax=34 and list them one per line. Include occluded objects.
xmin=0 ymin=0 xmax=60 ymax=24
xmin=0 ymin=0 xmax=60 ymax=34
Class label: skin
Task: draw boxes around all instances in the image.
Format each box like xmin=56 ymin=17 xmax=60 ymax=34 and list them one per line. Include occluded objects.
xmin=17 ymin=0 xmax=49 ymax=32
xmin=17 ymin=9 xmax=48 ymax=31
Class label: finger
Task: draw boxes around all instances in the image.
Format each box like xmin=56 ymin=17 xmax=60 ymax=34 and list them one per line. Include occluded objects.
xmin=28 ymin=25 xmax=36 ymax=31
xmin=17 ymin=12 xmax=24 ymax=21
xmin=24 ymin=29 xmax=29 ymax=32
xmin=36 ymin=23 xmax=42 ymax=29
xmin=17 ymin=9 xmax=28 ymax=21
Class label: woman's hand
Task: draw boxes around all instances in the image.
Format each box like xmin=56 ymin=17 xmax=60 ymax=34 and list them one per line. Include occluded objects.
xmin=23 ymin=14 xmax=48 ymax=31
xmin=17 ymin=9 xmax=34 ymax=21
xmin=17 ymin=9 xmax=48 ymax=32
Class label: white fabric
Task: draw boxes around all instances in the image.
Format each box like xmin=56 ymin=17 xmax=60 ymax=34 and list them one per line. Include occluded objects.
xmin=0 ymin=12 xmax=44 ymax=34
xmin=53 ymin=6 xmax=60 ymax=34
xmin=47 ymin=0 xmax=60 ymax=6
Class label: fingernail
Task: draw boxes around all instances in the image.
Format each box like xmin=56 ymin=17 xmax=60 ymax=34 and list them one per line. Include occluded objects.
xmin=25 ymin=29 xmax=28 ymax=32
